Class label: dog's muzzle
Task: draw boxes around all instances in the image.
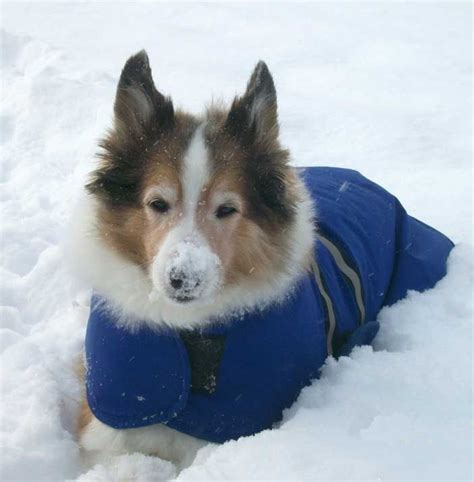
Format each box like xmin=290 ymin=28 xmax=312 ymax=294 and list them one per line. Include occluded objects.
xmin=156 ymin=237 xmax=222 ymax=304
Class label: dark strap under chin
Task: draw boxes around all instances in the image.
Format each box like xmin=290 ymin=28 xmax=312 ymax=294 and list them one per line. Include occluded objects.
xmin=180 ymin=331 xmax=227 ymax=395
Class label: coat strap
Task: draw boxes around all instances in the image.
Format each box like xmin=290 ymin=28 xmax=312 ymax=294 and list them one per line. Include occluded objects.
xmin=180 ymin=331 xmax=226 ymax=395
xmin=310 ymin=256 xmax=337 ymax=357
xmin=317 ymin=234 xmax=366 ymax=325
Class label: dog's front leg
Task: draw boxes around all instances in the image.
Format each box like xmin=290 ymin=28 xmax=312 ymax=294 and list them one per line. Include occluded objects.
xmin=78 ymin=399 xmax=206 ymax=470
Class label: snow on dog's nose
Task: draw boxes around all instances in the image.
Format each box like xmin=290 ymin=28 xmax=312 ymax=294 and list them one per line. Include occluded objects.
xmin=166 ymin=240 xmax=222 ymax=303
xmin=153 ymin=237 xmax=222 ymax=304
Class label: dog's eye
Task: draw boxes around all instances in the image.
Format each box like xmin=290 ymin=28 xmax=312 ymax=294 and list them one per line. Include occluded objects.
xmin=215 ymin=205 xmax=238 ymax=219
xmin=149 ymin=199 xmax=170 ymax=213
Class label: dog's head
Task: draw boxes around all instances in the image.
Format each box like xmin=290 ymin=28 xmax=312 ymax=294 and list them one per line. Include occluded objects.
xmin=85 ymin=51 xmax=314 ymax=325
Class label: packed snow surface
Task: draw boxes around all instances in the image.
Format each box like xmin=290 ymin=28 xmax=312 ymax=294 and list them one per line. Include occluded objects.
xmin=1 ymin=3 xmax=472 ymax=481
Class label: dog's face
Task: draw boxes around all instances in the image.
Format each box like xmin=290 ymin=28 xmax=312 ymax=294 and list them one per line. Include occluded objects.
xmin=87 ymin=51 xmax=306 ymax=313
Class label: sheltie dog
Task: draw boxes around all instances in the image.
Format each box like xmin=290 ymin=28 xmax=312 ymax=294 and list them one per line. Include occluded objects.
xmin=74 ymin=50 xmax=315 ymax=466
xmin=73 ymin=51 xmax=453 ymax=468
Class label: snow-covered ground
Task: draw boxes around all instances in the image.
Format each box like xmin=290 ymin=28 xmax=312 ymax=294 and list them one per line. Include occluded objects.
xmin=1 ymin=2 xmax=472 ymax=480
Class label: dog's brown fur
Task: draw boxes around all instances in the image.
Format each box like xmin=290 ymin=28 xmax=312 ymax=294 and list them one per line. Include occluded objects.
xmin=86 ymin=52 xmax=303 ymax=290
xmin=77 ymin=52 xmax=315 ymax=464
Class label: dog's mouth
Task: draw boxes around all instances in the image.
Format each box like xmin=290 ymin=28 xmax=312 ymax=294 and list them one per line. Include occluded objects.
xmin=172 ymin=294 xmax=196 ymax=304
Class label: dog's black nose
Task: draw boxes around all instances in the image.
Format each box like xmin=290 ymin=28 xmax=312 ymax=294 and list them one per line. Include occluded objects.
xmin=170 ymin=272 xmax=184 ymax=290
xmin=169 ymin=269 xmax=201 ymax=292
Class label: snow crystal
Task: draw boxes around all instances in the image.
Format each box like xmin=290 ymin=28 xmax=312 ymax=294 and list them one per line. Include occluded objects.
xmin=338 ymin=181 xmax=350 ymax=192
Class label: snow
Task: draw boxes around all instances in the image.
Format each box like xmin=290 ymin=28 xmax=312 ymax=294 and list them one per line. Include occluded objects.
xmin=1 ymin=2 xmax=472 ymax=481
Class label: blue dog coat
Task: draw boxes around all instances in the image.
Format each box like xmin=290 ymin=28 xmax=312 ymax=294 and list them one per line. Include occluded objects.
xmin=85 ymin=167 xmax=454 ymax=443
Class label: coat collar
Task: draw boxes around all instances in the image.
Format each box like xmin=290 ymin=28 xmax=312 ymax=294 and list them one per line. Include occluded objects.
xmin=85 ymin=265 xmax=325 ymax=431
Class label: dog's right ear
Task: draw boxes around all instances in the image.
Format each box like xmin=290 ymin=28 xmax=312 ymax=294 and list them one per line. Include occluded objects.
xmin=113 ymin=50 xmax=174 ymax=140
xmin=225 ymin=61 xmax=278 ymax=148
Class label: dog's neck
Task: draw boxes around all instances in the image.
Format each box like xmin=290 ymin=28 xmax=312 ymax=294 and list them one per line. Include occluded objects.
xmin=68 ymin=171 xmax=316 ymax=330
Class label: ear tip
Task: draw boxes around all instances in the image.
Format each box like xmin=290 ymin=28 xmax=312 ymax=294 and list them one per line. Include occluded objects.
xmin=119 ymin=50 xmax=152 ymax=88
xmin=134 ymin=49 xmax=150 ymax=64
xmin=254 ymin=60 xmax=272 ymax=79
xmin=255 ymin=60 xmax=269 ymax=72
xmin=253 ymin=60 xmax=274 ymax=86
xmin=122 ymin=49 xmax=150 ymax=74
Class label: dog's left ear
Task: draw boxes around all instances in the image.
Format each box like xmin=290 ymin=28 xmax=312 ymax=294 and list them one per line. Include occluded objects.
xmin=225 ymin=61 xmax=279 ymax=147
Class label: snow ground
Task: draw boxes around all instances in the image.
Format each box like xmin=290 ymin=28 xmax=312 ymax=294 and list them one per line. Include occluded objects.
xmin=1 ymin=2 xmax=472 ymax=480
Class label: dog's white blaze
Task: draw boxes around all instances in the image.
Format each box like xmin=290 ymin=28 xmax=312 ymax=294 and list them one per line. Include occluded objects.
xmin=181 ymin=124 xmax=209 ymax=229
xmin=148 ymin=123 xmax=223 ymax=305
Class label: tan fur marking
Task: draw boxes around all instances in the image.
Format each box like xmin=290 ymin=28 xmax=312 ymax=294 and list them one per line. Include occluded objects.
xmin=193 ymin=168 xmax=291 ymax=288
xmin=78 ymin=398 xmax=94 ymax=435
xmin=74 ymin=356 xmax=93 ymax=435
xmin=97 ymin=113 xmax=196 ymax=269
xmin=93 ymin=104 xmax=310 ymax=303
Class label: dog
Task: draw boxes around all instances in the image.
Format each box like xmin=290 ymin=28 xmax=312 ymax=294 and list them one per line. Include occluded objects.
xmin=74 ymin=51 xmax=453 ymax=466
